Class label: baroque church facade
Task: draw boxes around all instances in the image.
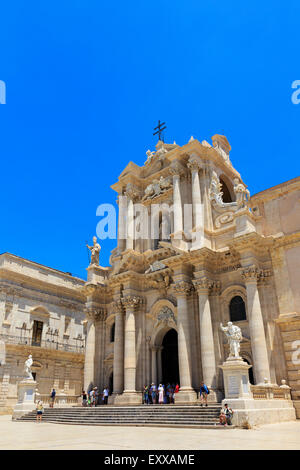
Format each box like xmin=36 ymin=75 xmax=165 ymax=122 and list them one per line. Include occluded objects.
xmin=82 ymin=135 xmax=300 ymax=411
xmin=0 ymin=134 xmax=299 ymax=415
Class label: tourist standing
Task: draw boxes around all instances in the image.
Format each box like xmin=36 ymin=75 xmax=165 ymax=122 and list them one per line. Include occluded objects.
xmin=151 ymin=383 xmax=157 ymax=404
xmin=50 ymin=388 xmax=56 ymax=408
xmin=143 ymin=385 xmax=149 ymax=404
xmin=82 ymin=390 xmax=87 ymax=406
xmin=36 ymin=401 xmax=44 ymax=422
xmin=89 ymin=388 xmax=95 ymax=407
xmin=199 ymin=382 xmax=210 ymax=407
xmin=158 ymin=384 xmax=164 ymax=404
xmin=103 ymin=386 xmax=109 ymax=405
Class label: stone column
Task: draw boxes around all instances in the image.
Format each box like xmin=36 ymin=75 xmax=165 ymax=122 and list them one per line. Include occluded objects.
xmin=157 ymin=346 xmax=163 ymax=384
xmin=170 ymin=166 xmax=183 ymax=235
xmin=151 ymin=347 xmax=157 ymax=385
xmin=242 ymin=266 xmax=271 ymax=384
xmin=112 ymin=300 xmax=124 ymax=394
xmin=84 ymin=312 xmax=96 ymax=392
xmin=121 ymin=295 xmax=142 ymax=396
xmin=126 ymin=197 xmax=134 ymax=250
xmin=193 ymin=278 xmax=217 ymax=394
xmin=173 ymin=281 xmax=197 ymax=402
xmin=187 ymin=159 xmax=202 ymax=230
xmin=117 ymin=194 xmax=126 ymax=252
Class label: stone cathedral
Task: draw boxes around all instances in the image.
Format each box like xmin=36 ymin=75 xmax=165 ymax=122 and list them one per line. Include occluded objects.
xmin=82 ymin=134 xmax=300 ymax=412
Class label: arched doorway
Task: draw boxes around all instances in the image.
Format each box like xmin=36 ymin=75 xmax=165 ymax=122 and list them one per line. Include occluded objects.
xmin=161 ymin=329 xmax=179 ymax=385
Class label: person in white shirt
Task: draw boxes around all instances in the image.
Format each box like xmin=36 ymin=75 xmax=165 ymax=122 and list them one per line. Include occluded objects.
xmin=103 ymin=387 xmax=109 ymax=405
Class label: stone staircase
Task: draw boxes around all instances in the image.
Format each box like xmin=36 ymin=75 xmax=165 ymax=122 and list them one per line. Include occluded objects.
xmin=18 ymin=404 xmax=222 ymax=428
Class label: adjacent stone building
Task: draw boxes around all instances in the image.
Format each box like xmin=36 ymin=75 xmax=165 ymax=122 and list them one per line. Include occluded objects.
xmin=0 ymin=253 xmax=86 ymax=411
xmin=82 ymin=135 xmax=300 ymax=414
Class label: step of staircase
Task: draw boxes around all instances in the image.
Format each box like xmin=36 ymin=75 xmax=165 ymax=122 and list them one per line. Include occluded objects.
xmin=17 ymin=404 xmax=224 ymax=428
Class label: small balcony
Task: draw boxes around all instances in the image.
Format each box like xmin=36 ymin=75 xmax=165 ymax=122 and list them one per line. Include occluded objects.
xmin=0 ymin=333 xmax=85 ymax=354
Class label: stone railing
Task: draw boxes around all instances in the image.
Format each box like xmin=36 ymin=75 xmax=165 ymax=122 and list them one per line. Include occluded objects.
xmin=36 ymin=394 xmax=81 ymax=407
xmin=0 ymin=333 xmax=85 ymax=354
xmin=251 ymin=383 xmax=291 ymax=401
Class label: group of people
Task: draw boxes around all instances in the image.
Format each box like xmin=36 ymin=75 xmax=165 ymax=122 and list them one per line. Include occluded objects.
xmin=82 ymin=387 xmax=109 ymax=406
xmin=35 ymin=383 xmax=234 ymax=426
xmin=143 ymin=383 xmax=180 ymax=404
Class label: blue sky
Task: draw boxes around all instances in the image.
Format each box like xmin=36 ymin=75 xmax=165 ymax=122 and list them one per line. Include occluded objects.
xmin=0 ymin=1 xmax=299 ymax=279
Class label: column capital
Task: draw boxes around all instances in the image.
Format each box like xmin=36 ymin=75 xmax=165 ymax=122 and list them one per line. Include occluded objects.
xmin=241 ymin=265 xmax=260 ymax=283
xmin=121 ymin=295 xmax=143 ymax=310
xmin=124 ymin=183 xmax=140 ymax=202
xmin=257 ymin=269 xmax=273 ymax=287
xmin=172 ymin=280 xmax=194 ymax=297
xmin=84 ymin=307 xmax=107 ymax=323
xmin=112 ymin=299 xmax=124 ymax=315
xmin=187 ymin=159 xmax=202 ymax=173
xmin=170 ymin=163 xmax=185 ymax=177
xmin=192 ymin=277 xmax=213 ymax=294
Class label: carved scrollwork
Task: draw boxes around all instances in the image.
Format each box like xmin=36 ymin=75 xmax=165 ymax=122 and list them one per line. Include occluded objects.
xmin=121 ymin=295 xmax=142 ymax=310
xmin=172 ymin=281 xmax=193 ymax=296
xmin=154 ymin=306 xmax=177 ymax=329
xmin=85 ymin=307 xmax=107 ymax=322
xmin=241 ymin=265 xmax=261 ymax=283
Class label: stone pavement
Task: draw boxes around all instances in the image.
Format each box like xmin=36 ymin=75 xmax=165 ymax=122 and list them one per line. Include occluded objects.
xmin=0 ymin=416 xmax=299 ymax=450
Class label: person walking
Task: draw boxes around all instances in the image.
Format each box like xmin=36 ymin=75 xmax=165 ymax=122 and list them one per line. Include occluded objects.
xmin=158 ymin=384 xmax=164 ymax=404
xmin=89 ymin=388 xmax=95 ymax=407
xmin=199 ymin=382 xmax=210 ymax=407
xmin=50 ymin=388 xmax=56 ymax=408
xmin=36 ymin=401 xmax=44 ymax=422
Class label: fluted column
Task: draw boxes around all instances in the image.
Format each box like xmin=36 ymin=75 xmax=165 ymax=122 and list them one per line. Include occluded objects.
xmin=126 ymin=197 xmax=134 ymax=250
xmin=187 ymin=159 xmax=202 ymax=230
xmin=170 ymin=165 xmax=183 ymax=235
xmin=242 ymin=266 xmax=271 ymax=384
xmin=84 ymin=310 xmax=96 ymax=391
xmin=173 ymin=281 xmax=195 ymax=394
xmin=193 ymin=278 xmax=217 ymax=390
xmin=112 ymin=300 xmax=124 ymax=394
xmin=151 ymin=347 xmax=157 ymax=385
xmin=157 ymin=346 xmax=163 ymax=384
xmin=121 ymin=295 xmax=141 ymax=392
xmin=117 ymin=195 xmax=126 ymax=252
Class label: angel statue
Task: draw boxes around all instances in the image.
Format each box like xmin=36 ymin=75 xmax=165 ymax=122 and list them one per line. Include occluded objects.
xmin=86 ymin=236 xmax=101 ymax=266
xmin=220 ymin=321 xmax=242 ymax=359
xmin=24 ymin=354 xmax=34 ymax=380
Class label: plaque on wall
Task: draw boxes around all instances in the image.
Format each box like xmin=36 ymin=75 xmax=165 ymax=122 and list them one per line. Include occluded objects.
xmin=242 ymin=375 xmax=249 ymax=393
xmin=228 ymin=375 xmax=239 ymax=396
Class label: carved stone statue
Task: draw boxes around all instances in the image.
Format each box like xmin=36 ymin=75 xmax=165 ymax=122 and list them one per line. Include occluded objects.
xmin=144 ymin=149 xmax=155 ymax=165
xmin=86 ymin=236 xmax=101 ymax=265
xmin=233 ymin=178 xmax=250 ymax=208
xmin=220 ymin=321 xmax=242 ymax=359
xmin=24 ymin=354 xmax=34 ymax=380
xmin=142 ymin=176 xmax=172 ymax=201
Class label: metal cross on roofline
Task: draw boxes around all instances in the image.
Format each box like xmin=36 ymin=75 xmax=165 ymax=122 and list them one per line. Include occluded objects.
xmin=153 ymin=120 xmax=167 ymax=142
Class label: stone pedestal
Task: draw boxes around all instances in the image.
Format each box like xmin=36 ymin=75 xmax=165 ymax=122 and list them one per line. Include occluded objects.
xmin=12 ymin=379 xmax=37 ymax=420
xmin=219 ymin=358 xmax=296 ymax=427
xmin=112 ymin=391 xmax=142 ymax=405
xmin=219 ymin=357 xmax=252 ymax=399
xmin=87 ymin=265 xmax=109 ymax=284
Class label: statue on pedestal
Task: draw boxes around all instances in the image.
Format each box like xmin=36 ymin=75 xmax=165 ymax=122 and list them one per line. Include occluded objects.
xmin=220 ymin=321 xmax=242 ymax=359
xmin=24 ymin=354 xmax=33 ymax=380
xmin=86 ymin=236 xmax=101 ymax=265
